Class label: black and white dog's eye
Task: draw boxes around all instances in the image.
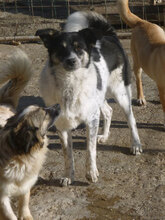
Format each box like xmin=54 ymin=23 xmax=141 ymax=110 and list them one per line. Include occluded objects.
xmin=75 ymin=46 xmax=81 ymax=51
xmin=75 ymin=46 xmax=83 ymax=54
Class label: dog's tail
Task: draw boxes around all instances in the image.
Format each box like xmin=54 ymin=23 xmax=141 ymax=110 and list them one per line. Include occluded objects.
xmin=64 ymin=11 xmax=115 ymax=36
xmin=0 ymin=49 xmax=33 ymax=108
xmin=117 ymin=0 xmax=143 ymax=28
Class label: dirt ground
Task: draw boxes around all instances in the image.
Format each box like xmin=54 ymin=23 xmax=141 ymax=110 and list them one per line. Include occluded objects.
xmin=0 ymin=14 xmax=165 ymax=220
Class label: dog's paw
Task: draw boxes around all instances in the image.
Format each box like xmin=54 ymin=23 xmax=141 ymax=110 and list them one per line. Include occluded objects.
xmin=137 ymin=98 xmax=146 ymax=106
xmin=86 ymin=168 xmax=99 ymax=183
xmin=130 ymin=145 xmax=143 ymax=155
xmin=60 ymin=177 xmax=72 ymax=187
xmin=97 ymin=135 xmax=108 ymax=144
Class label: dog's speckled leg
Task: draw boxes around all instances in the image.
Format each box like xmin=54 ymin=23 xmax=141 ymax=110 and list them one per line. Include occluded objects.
xmin=112 ymin=84 xmax=142 ymax=155
xmin=58 ymin=130 xmax=74 ymax=186
xmin=86 ymin=114 xmax=100 ymax=183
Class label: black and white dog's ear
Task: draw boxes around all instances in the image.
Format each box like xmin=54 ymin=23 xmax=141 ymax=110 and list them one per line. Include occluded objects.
xmin=79 ymin=28 xmax=103 ymax=46
xmin=35 ymin=28 xmax=59 ymax=49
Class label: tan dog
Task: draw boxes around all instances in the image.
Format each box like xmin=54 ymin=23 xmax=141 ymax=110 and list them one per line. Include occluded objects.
xmin=0 ymin=50 xmax=60 ymax=220
xmin=118 ymin=0 xmax=165 ymax=126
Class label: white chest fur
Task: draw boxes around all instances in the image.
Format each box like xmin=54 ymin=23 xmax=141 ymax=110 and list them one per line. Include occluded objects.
xmin=40 ymin=55 xmax=109 ymax=131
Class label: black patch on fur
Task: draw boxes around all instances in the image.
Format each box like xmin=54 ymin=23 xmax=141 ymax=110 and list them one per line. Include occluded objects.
xmin=79 ymin=28 xmax=102 ymax=48
xmin=92 ymin=47 xmax=100 ymax=62
xmin=100 ymin=35 xmax=131 ymax=86
xmin=4 ymin=108 xmax=43 ymax=155
xmin=49 ymin=59 xmax=55 ymax=69
xmin=7 ymin=124 xmax=39 ymax=155
xmin=88 ymin=15 xmax=116 ymax=37
xmin=94 ymin=64 xmax=102 ymax=91
xmin=88 ymin=118 xmax=100 ymax=139
xmin=85 ymin=13 xmax=131 ymax=86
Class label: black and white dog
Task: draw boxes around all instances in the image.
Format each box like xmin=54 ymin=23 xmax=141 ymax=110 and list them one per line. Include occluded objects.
xmin=36 ymin=11 xmax=142 ymax=186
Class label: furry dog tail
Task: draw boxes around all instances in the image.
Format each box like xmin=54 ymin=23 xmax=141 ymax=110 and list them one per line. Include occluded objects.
xmin=0 ymin=49 xmax=33 ymax=108
xmin=117 ymin=0 xmax=143 ymax=28
xmin=64 ymin=11 xmax=115 ymax=36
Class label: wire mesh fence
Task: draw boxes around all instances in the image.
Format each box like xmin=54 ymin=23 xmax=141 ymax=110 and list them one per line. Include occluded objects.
xmin=0 ymin=0 xmax=164 ymax=39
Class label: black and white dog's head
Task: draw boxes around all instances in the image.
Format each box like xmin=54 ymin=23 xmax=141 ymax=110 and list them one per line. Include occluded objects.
xmin=36 ymin=28 xmax=101 ymax=71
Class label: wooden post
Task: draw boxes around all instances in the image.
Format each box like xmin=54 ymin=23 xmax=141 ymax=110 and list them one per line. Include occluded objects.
xmin=15 ymin=0 xmax=18 ymax=13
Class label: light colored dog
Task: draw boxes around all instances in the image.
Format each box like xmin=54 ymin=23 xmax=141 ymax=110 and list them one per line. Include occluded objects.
xmin=0 ymin=49 xmax=33 ymax=128
xmin=118 ymin=0 xmax=165 ymax=126
xmin=0 ymin=50 xmax=60 ymax=220
xmin=36 ymin=11 xmax=142 ymax=187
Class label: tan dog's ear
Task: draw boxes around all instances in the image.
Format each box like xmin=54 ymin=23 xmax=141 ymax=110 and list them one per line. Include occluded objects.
xmin=8 ymin=120 xmax=39 ymax=155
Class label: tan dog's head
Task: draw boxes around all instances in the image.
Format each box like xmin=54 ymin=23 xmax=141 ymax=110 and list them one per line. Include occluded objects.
xmin=4 ymin=104 xmax=60 ymax=155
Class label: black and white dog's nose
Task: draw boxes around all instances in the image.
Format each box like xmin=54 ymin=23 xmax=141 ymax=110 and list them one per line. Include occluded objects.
xmin=66 ymin=58 xmax=76 ymax=67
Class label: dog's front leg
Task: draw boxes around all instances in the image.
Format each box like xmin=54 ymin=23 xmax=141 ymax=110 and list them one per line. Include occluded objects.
xmin=18 ymin=190 xmax=33 ymax=220
xmin=86 ymin=116 xmax=100 ymax=183
xmin=0 ymin=196 xmax=17 ymax=220
xmin=58 ymin=130 xmax=74 ymax=186
xmin=97 ymin=100 xmax=113 ymax=144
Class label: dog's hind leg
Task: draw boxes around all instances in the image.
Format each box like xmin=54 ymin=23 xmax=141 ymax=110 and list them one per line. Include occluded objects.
xmin=0 ymin=196 xmax=17 ymax=220
xmin=58 ymin=130 xmax=75 ymax=186
xmin=18 ymin=190 xmax=33 ymax=220
xmin=86 ymin=112 xmax=100 ymax=183
xmin=97 ymin=100 xmax=113 ymax=144
xmin=112 ymin=84 xmax=142 ymax=155
xmin=158 ymin=85 xmax=165 ymax=128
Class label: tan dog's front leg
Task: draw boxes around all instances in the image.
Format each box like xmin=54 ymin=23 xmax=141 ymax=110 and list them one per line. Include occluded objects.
xmin=134 ymin=66 xmax=146 ymax=106
xmin=18 ymin=191 xmax=33 ymax=220
xmin=131 ymin=40 xmax=146 ymax=106
xmin=0 ymin=196 xmax=17 ymax=220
